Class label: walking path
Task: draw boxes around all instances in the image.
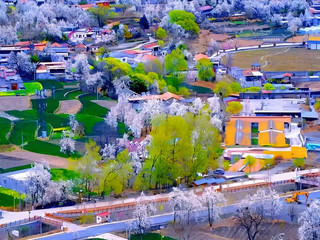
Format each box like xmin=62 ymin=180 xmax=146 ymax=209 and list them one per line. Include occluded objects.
xmin=1 ymin=150 xmax=69 ymax=168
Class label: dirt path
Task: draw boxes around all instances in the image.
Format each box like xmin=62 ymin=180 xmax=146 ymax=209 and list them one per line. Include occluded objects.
xmin=0 ymin=96 xmax=30 ymax=111
xmin=56 ymin=100 xmax=82 ymax=114
xmin=92 ymin=100 xmax=117 ymax=109
xmin=1 ymin=150 xmax=69 ymax=168
xmin=260 ymin=47 xmax=291 ymax=69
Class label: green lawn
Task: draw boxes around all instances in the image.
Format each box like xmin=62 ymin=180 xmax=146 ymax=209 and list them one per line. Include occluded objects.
xmin=0 ymin=187 xmax=25 ymax=208
xmin=76 ymin=114 xmax=104 ymax=134
xmin=38 ymin=79 xmax=64 ymax=89
xmin=54 ymin=88 xmax=78 ymax=100
xmin=24 ymin=140 xmax=81 ymax=158
xmin=131 ymin=233 xmax=176 ymax=240
xmin=9 ymin=121 xmax=37 ymax=145
xmin=31 ymin=98 xmax=60 ymax=113
xmin=51 ymin=168 xmax=81 ymax=181
xmin=65 ymin=90 xmax=82 ymax=100
xmin=0 ymin=117 xmax=12 ymax=144
xmin=5 ymin=110 xmax=38 ymax=120
xmin=0 ymin=164 xmax=33 ymax=174
xmin=78 ymin=94 xmax=109 ymax=117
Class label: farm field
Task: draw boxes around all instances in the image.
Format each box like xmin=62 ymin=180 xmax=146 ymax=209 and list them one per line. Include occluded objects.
xmin=222 ymin=47 xmax=320 ymax=71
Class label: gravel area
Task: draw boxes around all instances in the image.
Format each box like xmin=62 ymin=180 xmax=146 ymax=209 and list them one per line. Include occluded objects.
xmin=0 ymin=96 xmax=30 ymax=111
xmin=56 ymin=100 xmax=82 ymax=114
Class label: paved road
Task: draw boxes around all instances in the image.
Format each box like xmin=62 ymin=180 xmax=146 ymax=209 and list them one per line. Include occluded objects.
xmin=36 ymin=190 xmax=320 ymax=240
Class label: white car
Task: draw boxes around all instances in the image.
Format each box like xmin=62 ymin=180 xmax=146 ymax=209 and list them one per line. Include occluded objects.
xmin=217 ymin=68 xmax=227 ymax=75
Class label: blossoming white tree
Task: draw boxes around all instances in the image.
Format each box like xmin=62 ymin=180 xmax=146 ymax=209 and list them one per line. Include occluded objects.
xmin=60 ymin=130 xmax=75 ymax=157
xmin=202 ymin=187 xmax=226 ymax=230
xmin=129 ymin=192 xmax=156 ymax=235
xmin=299 ymin=200 xmax=320 ymax=240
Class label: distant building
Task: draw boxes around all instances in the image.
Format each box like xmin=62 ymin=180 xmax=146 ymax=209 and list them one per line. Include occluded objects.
xmin=198 ymin=5 xmax=213 ymax=16
xmin=306 ymin=36 xmax=320 ymax=50
xmin=241 ymin=70 xmax=263 ymax=88
xmin=36 ymin=62 xmax=66 ymax=80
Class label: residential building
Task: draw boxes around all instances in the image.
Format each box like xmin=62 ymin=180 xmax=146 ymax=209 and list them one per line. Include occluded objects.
xmin=240 ymin=70 xmax=263 ymax=87
xmin=36 ymin=62 xmax=66 ymax=80
xmin=306 ymin=36 xmax=320 ymax=50
xmin=0 ymin=169 xmax=30 ymax=193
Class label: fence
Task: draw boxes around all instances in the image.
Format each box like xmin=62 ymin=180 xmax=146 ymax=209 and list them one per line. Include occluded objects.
xmin=0 ymin=216 xmax=62 ymax=229
xmin=211 ymin=42 xmax=305 ymax=57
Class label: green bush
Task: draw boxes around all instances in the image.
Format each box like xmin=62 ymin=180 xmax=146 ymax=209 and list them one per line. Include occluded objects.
xmin=78 ymin=95 xmax=109 ymax=117
xmin=51 ymin=168 xmax=81 ymax=181
xmin=0 ymin=117 xmax=12 ymax=144
xmin=0 ymin=188 xmax=25 ymax=207
xmin=78 ymin=215 xmax=95 ymax=224
xmin=76 ymin=114 xmax=104 ymax=134
xmin=251 ymin=138 xmax=258 ymax=145
xmin=24 ymin=140 xmax=81 ymax=158
xmin=315 ymin=101 xmax=320 ymax=111
xmin=9 ymin=121 xmax=37 ymax=145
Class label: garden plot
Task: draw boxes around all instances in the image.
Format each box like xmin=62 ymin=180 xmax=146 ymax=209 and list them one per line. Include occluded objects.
xmin=0 ymin=96 xmax=30 ymax=111
xmin=56 ymin=100 xmax=82 ymax=114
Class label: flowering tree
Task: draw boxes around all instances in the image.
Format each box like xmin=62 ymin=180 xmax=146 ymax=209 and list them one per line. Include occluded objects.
xmin=299 ymin=200 xmax=320 ymax=240
xmin=101 ymin=143 xmax=117 ymax=160
xmin=202 ymin=187 xmax=226 ymax=230
xmin=129 ymin=192 xmax=156 ymax=235
xmin=170 ymin=188 xmax=203 ymax=239
xmin=189 ymin=98 xmax=205 ymax=115
xmin=60 ymin=130 xmax=75 ymax=157
xmin=234 ymin=188 xmax=282 ymax=240
xmin=25 ymin=163 xmax=72 ymax=209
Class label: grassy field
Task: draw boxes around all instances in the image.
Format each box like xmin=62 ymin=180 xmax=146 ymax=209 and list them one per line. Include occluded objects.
xmin=0 ymin=117 xmax=12 ymax=144
xmin=38 ymin=79 xmax=64 ymax=89
xmin=222 ymin=47 xmax=320 ymax=71
xmin=0 ymin=187 xmax=25 ymax=208
xmin=76 ymin=114 xmax=104 ymax=134
xmin=78 ymin=94 xmax=109 ymax=117
xmin=9 ymin=121 xmax=37 ymax=145
xmin=24 ymin=140 xmax=81 ymax=158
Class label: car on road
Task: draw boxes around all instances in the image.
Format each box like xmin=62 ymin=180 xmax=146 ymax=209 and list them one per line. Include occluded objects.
xmin=214 ymin=168 xmax=225 ymax=175
xmin=216 ymin=68 xmax=227 ymax=75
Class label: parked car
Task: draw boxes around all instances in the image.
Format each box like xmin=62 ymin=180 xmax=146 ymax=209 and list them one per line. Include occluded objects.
xmin=217 ymin=68 xmax=227 ymax=75
xmin=214 ymin=168 xmax=225 ymax=175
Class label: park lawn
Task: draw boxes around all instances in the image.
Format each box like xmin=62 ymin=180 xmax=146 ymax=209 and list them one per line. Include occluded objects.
xmin=0 ymin=187 xmax=25 ymax=208
xmin=9 ymin=121 xmax=37 ymax=145
xmin=78 ymin=94 xmax=109 ymax=117
xmin=24 ymin=140 xmax=81 ymax=158
xmin=5 ymin=110 xmax=38 ymax=120
xmin=131 ymin=233 xmax=176 ymax=240
xmin=38 ymin=79 xmax=64 ymax=89
xmin=51 ymin=168 xmax=81 ymax=181
xmin=0 ymin=117 xmax=12 ymax=144
xmin=45 ymin=113 xmax=69 ymax=128
xmin=31 ymin=98 xmax=60 ymax=113
xmin=65 ymin=90 xmax=82 ymax=100
xmin=222 ymin=47 xmax=320 ymax=71
xmin=76 ymin=114 xmax=104 ymax=134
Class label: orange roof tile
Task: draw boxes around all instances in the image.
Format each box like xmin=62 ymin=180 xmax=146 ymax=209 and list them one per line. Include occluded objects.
xmin=195 ymin=53 xmax=209 ymax=62
xmin=51 ymin=42 xmax=61 ymax=47
xmin=127 ymin=92 xmax=181 ymax=102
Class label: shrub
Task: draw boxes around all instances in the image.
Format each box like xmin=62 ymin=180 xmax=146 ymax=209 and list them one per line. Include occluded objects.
xmin=293 ymin=158 xmax=305 ymax=168
xmin=226 ymin=102 xmax=243 ymax=115
xmin=223 ymin=160 xmax=230 ymax=170
xmin=0 ymin=187 xmax=25 ymax=207
xmin=315 ymin=101 xmax=320 ymax=111
xmin=78 ymin=215 xmax=95 ymax=224
xmin=280 ymin=86 xmax=285 ymax=90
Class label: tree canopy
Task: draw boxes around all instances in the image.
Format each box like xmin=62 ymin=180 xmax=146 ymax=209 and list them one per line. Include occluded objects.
xmin=168 ymin=10 xmax=200 ymax=34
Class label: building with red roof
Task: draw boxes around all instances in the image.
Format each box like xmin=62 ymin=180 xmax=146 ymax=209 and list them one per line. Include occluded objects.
xmin=95 ymin=211 xmax=110 ymax=224
xmin=194 ymin=53 xmax=209 ymax=62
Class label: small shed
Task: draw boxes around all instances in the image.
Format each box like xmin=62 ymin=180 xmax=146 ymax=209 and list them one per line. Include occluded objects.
xmin=96 ymin=211 xmax=110 ymax=224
